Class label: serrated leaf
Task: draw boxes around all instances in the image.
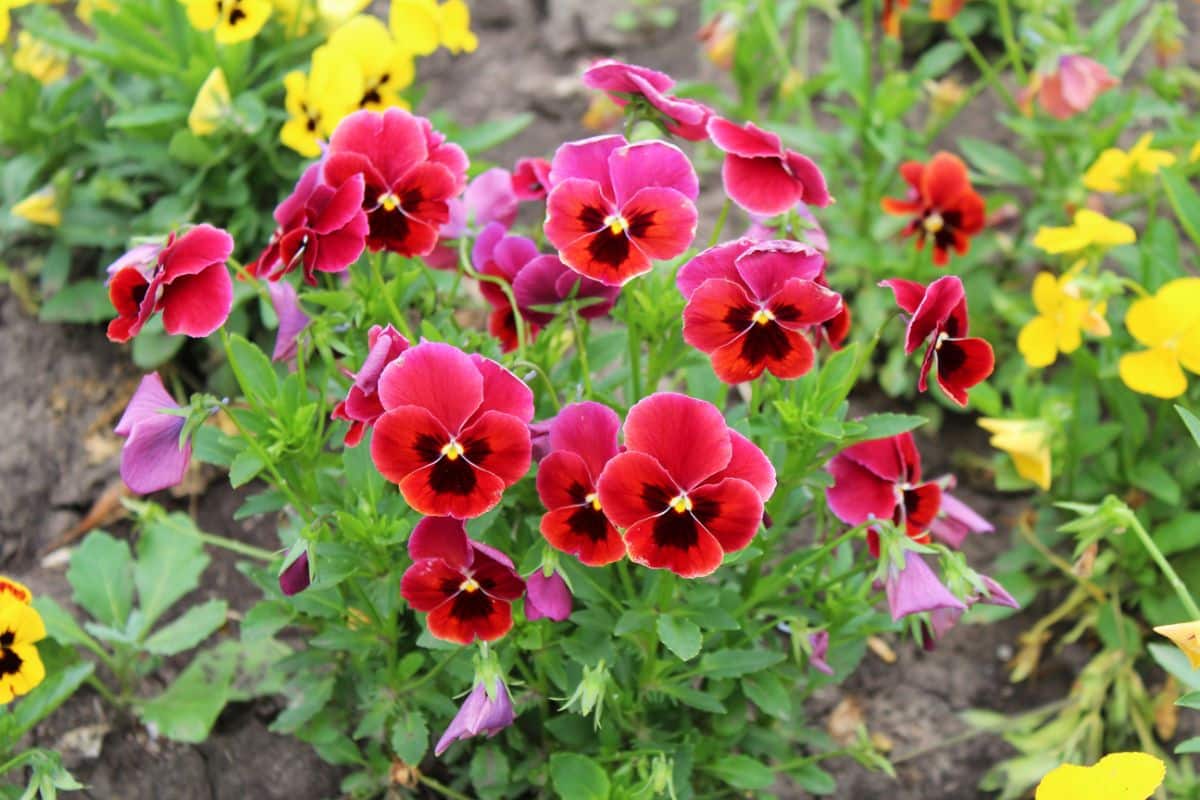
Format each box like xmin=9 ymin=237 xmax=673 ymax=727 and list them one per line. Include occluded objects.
xmin=142 ymin=599 xmax=227 ymax=655
xmin=229 ymin=450 xmax=265 ymax=488
xmin=270 ymin=674 xmax=335 ymax=734
xmin=135 ymin=515 xmax=209 ymax=631
xmin=657 ymin=616 xmax=702 ymax=661
xmin=390 ymin=710 xmax=428 ymax=765
xmin=138 ymin=645 xmax=236 ymax=743
xmin=67 ymin=531 xmax=133 ymax=628
xmin=549 ymin=753 xmax=610 ymax=800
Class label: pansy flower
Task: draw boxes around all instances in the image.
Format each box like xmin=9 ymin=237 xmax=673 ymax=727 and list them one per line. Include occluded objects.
xmin=114 ymin=373 xmax=193 ymax=495
xmin=544 ymin=135 xmax=699 ymax=286
xmin=1023 ymin=55 xmax=1117 ymax=120
xmin=471 ymin=223 xmax=541 ymax=351
xmin=825 ymin=432 xmax=942 ymax=555
xmin=512 ymin=157 xmax=552 ymax=201
xmin=182 ymin=0 xmax=272 ymax=44
xmin=400 ymin=516 xmax=524 ymax=644
xmin=1117 ymin=277 xmax=1200 ymax=399
xmin=371 ymin=342 xmax=533 ymax=519
xmin=434 ymin=676 xmax=514 ymax=756
xmin=885 ymin=550 xmax=965 ymax=622
xmin=678 ymin=238 xmax=843 ymax=383
xmin=279 ymin=550 xmax=312 ymax=596
xmin=1035 ymin=753 xmax=1164 ymax=800
xmin=10 ymin=185 xmax=61 ymax=228
xmin=426 ymin=168 xmax=520 ymax=270
xmin=881 ymin=152 xmax=985 ymax=266
xmin=248 ymin=162 xmax=368 ymax=284
xmin=280 ymin=45 xmax=361 ymax=158
xmin=326 ymin=15 xmax=415 ymax=113
xmin=0 ymin=588 xmax=45 ymax=704
xmin=267 ymin=280 xmax=310 ymax=363
xmin=1083 ymin=133 xmax=1176 ymax=194
xmin=928 ymin=485 xmax=993 ymax=549
xmin=511 ymin=252 xmax=621 ymax=325
xmin=107 ymin=224 xmax=234 ymax=343
xmin=1018 ymin=266 xmax=1110 ymax=368
xmin=537 ymin=402 xmax=626 ymax=567
xmin=707 ymin=117 xmax=832 ymax=216
xmin=924 ymin=572 xmax=1017 ymax=644
xmin=978 ymin=417 xmax=1053 ymax=491
xmin=187 ymin=67 xmax=232 ymax=137
xmin=525 ymin=569 xmax=572 ymax=622
xmin=1033 ymin=209 xmax=1135 ymax=255
xmin=331 ymin=324 xmax=411 ymax=446
xmin=324 ymin=108 xmax=468 ymax=257
xmin=582 ymin=59 xmax=714 ymax=141
xmin=1154 ymin=620 xmax=1200 ymax=668
xmin=881 ymin=275 xmax=994 ymax=406
xmin=597 ymin=393 xmax=775 ymax=578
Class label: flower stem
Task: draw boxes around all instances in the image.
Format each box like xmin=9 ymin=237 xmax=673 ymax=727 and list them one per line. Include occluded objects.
xmin=708 ymin=198 xmax=732 ymax=248
xmin=996 ymin=0 xmax=1027 ymax=83
xmin=568 ymin=305 xmax=594 ymax=399
xmin=947 ymin=20 xmax=1021 ymax=115
xmin=370 ymin=253 xmax=416 ymax=343
xmin=1122 ymin=508 xmax=1200 ymax=619
xmin=418 ymin=773 xmax=474 ymax=800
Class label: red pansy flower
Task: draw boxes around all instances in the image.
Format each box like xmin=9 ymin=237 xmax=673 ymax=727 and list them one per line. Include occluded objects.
xmin=107 ymin=224 xmax=234 ymax=343
xmin=825 ymin=432 xmax=942 ymax=556
xmin=536 ymin=402 xmax=626 ymax=567
xmin=596 ymin=393 xmax=775 ymax=578
xmin=512 ymin=157 xmax=552 ymax=201
xmin=247 ymin=162 xmax=368 ymax=284
xmin=677 ymin=239 xmax=843 ymax=383
xmin=401 ymin=516 xmax=524 ymax=644
xmin=582 ymin=59 xmax=714 ymax=141
xmin=324 ymin=108 xmax=468 ymax=257
xmin=880 ymin=152 xmax=985 ymax=267
xmin=471 ymin=222 xmax=542 ymax=352
xmin=815 ymin=275 xmax=851 ymax=350
xmin=544 ymin=135 xmax=699 ymax=287
xmin=371 ymin=342 xmax=533 ymax=519
xmin=707 ymin=117 xmax=832 ymax=216
xmin=881 ymin=276 xmax=994 ymax=406
xmin=331 ymin=324 xmax=411 ymax=446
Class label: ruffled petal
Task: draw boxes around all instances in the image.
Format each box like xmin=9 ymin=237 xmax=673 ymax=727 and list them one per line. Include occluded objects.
xmin=621 ymin=393 xmax=732 ymax=489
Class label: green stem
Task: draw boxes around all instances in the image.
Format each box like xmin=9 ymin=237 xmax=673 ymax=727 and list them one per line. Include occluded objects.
xmin=460 ymin=261 xmax=528 ymax=360
xmin=856 ymin=0 xmax=877 ymax=234
xmin=85 ymin=675 xmax=120 ymax=706
xmin=370 ymin=253 xmax=416 ymax=343
xmin=1122 ymin=509 xmax=1200 ymax=619
xmin=195 ymin=530 xmax=277 ymax=562
xmin=513 ymin=359 xmax=561 ymax=412
xmin=996 ymin=0 xmax=1027 ymax=83
xmin=708 ymin=198 xmax=732 ymax=248
xmin=418 ymin=773 xmax=474 ymax=800
xmin=626 ymin=306 xmax=643 ymax=403
xmin=947 ymin=20 xmax=1022 ymax=115
xmin=568 ymin=305 xmax=594 ymax=399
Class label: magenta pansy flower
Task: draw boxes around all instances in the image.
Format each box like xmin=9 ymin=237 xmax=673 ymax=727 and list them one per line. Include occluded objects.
xmin=331 ymin=324 xmax=411 ymax=446
xmin=929 ymin=487 xmax=993 ymax=549
xmin=434 ymin=677 xmax=515 ymax=756
xmin=582 ymin=59 xmax=714 ymax=141
xmin=925 ymin=573 xmax=1018 ymax=646
xmin=472 ymin=223 xmax=542 ymax=352
xmin=511 ymin=252 xmax=621 ymax=322
xmin=1031 ymin=55 xmax=1118 ymax=120
xmin=524 ymin=569 xmax=573 ymax=622
xmin=512 ymin=157 xmax=552 ymax=201
xmin=426 ymin=167 xmax=521 ymax=270
xmin=885 ymin=551 xmax=966 ymax=622
xmin=267 ymin=280 xmax=310 ymax=363
xmin=707 ymin=117 xmax=832 ymax=216
xmin=279 ymin=550 xmax=311 ymax=596
xmin=808 ymin=631 xmax=834 ymax=676
xmin=114 ymin=373 xmax=192 ymax=494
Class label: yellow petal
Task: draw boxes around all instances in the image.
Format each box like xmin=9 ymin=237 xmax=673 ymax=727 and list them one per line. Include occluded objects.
xmin=12 ymin=31 xmax=69 ymax=84
xmin=0 ymin=578 xmax=32 ymax=605
xmin=0 ymin=600 xmax=45 ymax=645
xmin=1011 ymin=447 xmax=1052 ymax=491
xmin=317 ymin=0 xmax=371 ymax=29
xmin=1075 ymin=209 xmax=1136 ymax=248
xmin=1082 ymin=149 xmax=1129 ymax=194
xmin=1191 ymin=142 xmax=1200 ymax=164
xmin=184 ymin=0 xmax=220 ymax=31
xmin=280 ymin=116 xmax=322 ymax=157
xmin=390 ymin=0 xmax=440 ymax=55
xmin=0 ymin=9 xmax=10 ymax=45
xmin=214 ymin=0 xmax=271 ymax=44
xmin=1155 ymin=278 xmax=1200 ymax=336
xmin=1031 ymin=272 xmax=1061 ymax=315
xmin=1155 ymin=621 xmax=1200 ymax=668
xmin=1092 ymin=752 xmax=1166 ymax=800
xmin=1119 ymin=347 xmax=1186 ymax=399
xmin=1033 ymin=224 xmax=1092 ymax=254
xmin=11 ymin=186 xmax=61 ymax=227
xmin=1036 ymin=763 xmax=1105 ymax=800
xmin=187 ymin=67 xmax=232 ymax=136
xmin=1018 ymin=316 xmax=1059 ymax=368
xmin=1054 ymin=301 xmax=1084 ymax=355
xmin=1081 ymin=302 xmax=1110 ymax=338
xmin=437 ymin=0 xmax=477 ymax=53
xmin=2 ymin=644 xmax=45 ymax=698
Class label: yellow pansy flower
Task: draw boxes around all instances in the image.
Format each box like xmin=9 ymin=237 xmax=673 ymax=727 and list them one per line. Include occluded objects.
xmin=1035 ymin=752 xmax=1164 ymax=800
xmin=1018 ymin=266 xmax=1110 ymax=368
xmin=11 ymin=185 xmax=61 ymax=227
xmin=187 ymin=67 xmax=232 ymax=136
xmin=182 ymin=0 xmax=271 ymax=45
xmin=436 ymin=0 xmax=477 ymax=54
xmin=280 ymin=45 xmax=360 ymax=157
xmin=317 ymin=0 xmax=370 ymax=29
xmin=389 ymin=0 xmax=441 ymax=56
xmin=1117 ymin=278 xmax=1200 ymax=399
xmin=1033 ymin=209 xmax=1136 ymax=255
xmin=0 ymin=592 xmax=47 ymax=704
xmin=76 ymin=0 xmax=116 ymax=24
xmin=1154 ymin=620 xmax=1200 ymax=668
xmin=327 ymin=15 xmax=414 ymax=112
xmin=1083 ymin=133 xmax=1177 ymax=194
xmin=978 ymin=418 xmax=1052 ymax=490
xmin=12 ymin=31 xmax=69 ymax=84
xmin=270 ymin=0 xmax=316 ymax=34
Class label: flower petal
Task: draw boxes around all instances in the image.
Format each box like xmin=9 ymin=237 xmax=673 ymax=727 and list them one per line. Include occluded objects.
xmin=121 ymin=415 xmax=190 ymax=494
xmin=160 ymin=263 xmax=233 ymax=338
xmin=547 ymin=401 xmax=621 ymax=478
xmin=608 ymin=139 xmax=699 ymax=205
xmin=621 ymin=393 xmax=732 ymax=489
xmin=934 ymin=336 xmax=994 ymax=406
xmin=676 ymin=238 xmax=753 ymax=299
xmin=690 ymin=477 xmax=763 ymax=554
xmin=377 ymin=341 xmax=484 ymax=431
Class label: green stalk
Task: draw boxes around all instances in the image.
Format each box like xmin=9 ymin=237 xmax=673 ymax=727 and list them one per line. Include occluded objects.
xmin=947 ymin=21 xmax=1022 ymax=115
xmin=369 ymin=253 xmax=416 ymax=343
xmin=1121 ymin=508 xmax=1200 ymax=619
xmin=568 ymin=305 xmax=594 ymax=399
xmin=708 ymin=199 xmax=732 ymax=248
xmin=996 ymin=0 xmax=1027 ymax=83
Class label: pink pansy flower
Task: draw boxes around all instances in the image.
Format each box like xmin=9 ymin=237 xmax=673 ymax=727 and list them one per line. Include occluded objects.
xmin=435 ymin=677 xmax=515 ymax=756
xmin=707 ymin=117 xmax=832 ymax=216
xmin=114 ymin=373 xmax=192 ymax=494
xmin=471 ymin=223 xmax=542 ymax=352
xmin=677 ymin=238 xmax=843 ymax=383
xmin=247 ymin=162 xmax=368 ymax=284
xmin=279 ymin=550 xmax=311 ymax=596
xmin=925 ymin=574 xmax=1018 ymax=646
xmin=1028 ymin=55 xmax=1118 ymax=120
xmin=324 ymin=108 xmax=468 ymax=257
xmin=808 ymin=631 xmax=834 ymax=676
xmin=511 ymin=251 xmax=621 ymax=322
xmin=885 ymin=551 xmax=966 ymax=622
xmin=928 ymin=483 xmax=993 ymax=549
xmin=524 ymin=569 xmax=573 ymax=622
xmin=880 ymin=276 xmax=995 ymax=406
xmin=331 ymin=324 xmax=411 ymax=446
xmin=267 ymin=280 xmax=310 ymax=364
xmin=512 ymin=157 xmax=552 ymax=201
xmin=107 ymin=224 xmax=234 ymax=343
xmin=426 ymin=167 xmax=521 ymax=270
xmin=544 ymin=134 xmax=699 ymax=287
xmin=582 ymin=59 xmax=714 ymax=141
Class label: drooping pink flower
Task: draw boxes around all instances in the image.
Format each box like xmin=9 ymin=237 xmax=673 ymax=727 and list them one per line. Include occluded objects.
xmin=885 ymin=551 xmax=966 ymax=622
xmin=707 ymin=117 xmax=832 ymax=216
xmin=808 ymin=630 xmax=834 ymax=676
xmin=471 ymin=223 xmax=542 ymax=352
xmin=279 ymin=550 xmax=311 ymax=596
xmin=511 ymin=251 xmax=621 ymax=322
xmin=880 ymin=276 xmax=994 ymax=406
xmin=524 ymin=569 xmax=572 ymax=622
xmin=107 ymin=225 xmax=234 ymax=343
xmin=247 ymin=162 xmax=368 ymax=284
xmin=1027 ymin=55 xmax=1118 ymax=120
xmin=924 ymin=573 xmax=1018 ymax=646
xmin=426 ymin=167 xmax=521 ymax=270
xmin=435 ymin=677 xmax=515 ymax=756
xmin=512 ymin=157 xmax=552 ymax=201
xmin=544 ymin=135 xmax=699 ymax=286
xmin=331 ymin=324 xmax=411 ymax=446
xmin=929 ymin=485 xmax=993 ymax=548
xmin=114 ymin=373 xmax=192 ymax=494
xmin=582 ymin=59 xmax=714 ymax=141
xmin=267 ymin=280 xmax=310 ymax=363
xmin=324 ymin=108 xmax=468 ymax=256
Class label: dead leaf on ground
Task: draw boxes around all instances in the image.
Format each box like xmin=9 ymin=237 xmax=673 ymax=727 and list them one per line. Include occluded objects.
xmin=55 ymin=723 xmax=109 ymax=761
xmin=83 ymin=431 xmax=122 ymax=465
xmin=42 ymin=480 xmax=130 ymax=555
xmin=1154 ymin=676 xmax=1180 ymax=740
xmin=827 ymin=695 xmax=866 ymax=746
xmin=866 ymin=635 xmax=897 ymax=664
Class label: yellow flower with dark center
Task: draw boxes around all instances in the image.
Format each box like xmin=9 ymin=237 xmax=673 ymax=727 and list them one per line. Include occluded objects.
xmin=978 ymin=417 xmax=1052 ymax=490
xmin=0 ymin=589 xmax=46 ymax=704
xmin=1018 ymin=266 xmax=1109 ymax=368
xmin=327 ymin=15 xmax=414 ymax=112
xmin=1117 ymin=278 xmax=1200 ymax=399
xmin=11 ymin=185 xmax=62 ymax=227
xmin=187 ymin=67 xmax=233 ymax=136
xmin=1154 ymin=620 xmax=1200 ymax=668
xmin=12 ymin=31 xmax=69 ymax=84
xmin=1083 ymin=133 xmax=1177 ymax=194
xmin=1035 ymin=752 xmax=1164 ymax=800
xmin=182 ymin=0 xmax=271 ymax=45
xmin=279 ymin=44 xmax=360 ymax=157
xmin=1033 ymin=209 xmax=1135 ymax=255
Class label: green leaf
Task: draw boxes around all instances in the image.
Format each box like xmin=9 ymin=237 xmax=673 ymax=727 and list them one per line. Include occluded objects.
xmin=911 ymin=41 xmax=963 ymax=81
xmin=131 ymin=318 xmax=185 ymax=369
xmin=656 ymin=616 xmax=702 ymax=661
xmin=829 ymin=19 xmax=865 ymax=103
xmin=390 ymin=710 xmax=428 ymax=765
xmin=67 ymin=531 xmax=134 ymax=628
xmin=11 ymin=661 xmax=94 ymax=737
xmin=741 ymin=673 xmax=791 ymax=720
xmin=1129 ymin=460 xmax=1181 ymax=505
xmin=1149 ymin=643 xmax=1200 ymax=691
xmin=32 ymin=597 xmax=97 ymax=651
xmin=958 ymin=137 xmax=1034 ymax=185
xmin=240 ymin=599 xmax=295 ymax=642
xmin=138 ymin=645 xmax=237 ymax=743
xmin=135 ymin=514 xmax=210 ymax=630
xmin=229 ymin=451 xmax=265 ymax=488
xmin=1177 ymin=406 xmax=1200 ymax=450
xmin=142 ymin=599 xmax=227 ymax=656
xmin=454 ymin=113 xmax=534 ymax=155
xmin=549 ymin=753 xmax=610 ymax=800
xmin=1161 ymin=170 xmax=1200 ymax=251
xmin=1177 ymin=691 xmax=1200 ymax=711
xmin=660 ymin=684 xmax=725 ymax=714
xmin=700 ymin=649 xmax=786 ymax=679
xmin=226 ymin=333 xmax=278 ymax=405
xmin=38 ymin=280 xmax=111 ymax=324
xmin=850 ymin=413 xmax=927 ymax=441
xmin=791 ymin=762 xmax=837 ymax=795
xmin=271 ymin=675 xmax=335 ymax=734
xmin=470 ymin=745 xmax=511 ymax=799
xmin=107 ymin=103 xmax=188 ymax=130
xmin=1175 ymin=736 xmax=1200 ymax=755
xmin=709 ymin=754 xmax=774 ymax=790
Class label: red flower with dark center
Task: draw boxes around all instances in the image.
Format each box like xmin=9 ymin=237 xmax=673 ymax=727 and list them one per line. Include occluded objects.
xmin=536 ymin=402 xmax=626 ymax=566
xmin=512 ymin=157 xmax=552 ymax=201
xmin=544 ymin=135 xmax=699 ymax=287
xmin=331 ymin=324 xmax=411 ymax=446
xmin=815 ymin=275 xmax=851 ymax=350
xmin=582 ymin=59 xmax=714 ymax=141
xmin=825 ymin=433 xmax=942 ymax=556
xmin=881 ymin=152 xmax=985 ymax=267
xmin=107 ymin=224 xmax=234 ymax=343
xmin=677 ymin=239 xmax=844 ymax=383
xmin=707 ymin=117 xmax=832 ymax=216
xmin=400 ymin=516 xmax=525 ymax=644
xmin=370 ymin=342 xmax=533 ymax=519
xmin=247 ymin=162 xmax=368 ymax=284
xmin=324 ymin=108 xmax=468 ymax=257
xmin=596 ymin=393 xmax=775 ymax=577
xmin=881 ymin=276 xmax=994 ymax=406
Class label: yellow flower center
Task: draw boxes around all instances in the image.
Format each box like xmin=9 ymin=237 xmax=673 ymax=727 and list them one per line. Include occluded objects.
xmin=440 ymin=440 xmax=465 ymax=460
xmin=923 ymin=212 xmax=945 ymax=234
xmin=604 ymin=213 xmax=629 ymax=235
xmin=459 ymin=577 xmax=480 ymax=593
xmin=379 ymin=192 xmax=401 ymax=212
xmin=585 ymin=492 xmax=602 ymax=511
xmin=751 ymin=308 xmax=775 ymax=325
xmin=669 ymin=493 xmax=693 ymax=514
